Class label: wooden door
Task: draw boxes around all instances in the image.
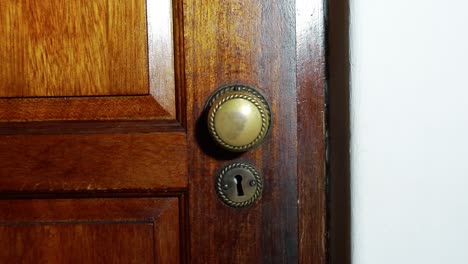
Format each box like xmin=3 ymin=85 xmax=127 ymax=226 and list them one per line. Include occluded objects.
xmin=0 ymin=0 xmax=326 ymax=263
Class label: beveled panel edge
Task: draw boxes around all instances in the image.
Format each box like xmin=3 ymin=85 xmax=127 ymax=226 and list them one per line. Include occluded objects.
xmin=0 ymin=96 xmax=185 ymax=135
xmin=172 ymin=0 xmax=187 ymax=129
xmin=146 ymin=0 xmax=187 ymax=126
xmin=148 ymin=0 xmax=176 ymax=117
xmin=0 ymin=97 xmax=181 ymax=136
xmin=0 ymin=96 xmax=170 ymax=121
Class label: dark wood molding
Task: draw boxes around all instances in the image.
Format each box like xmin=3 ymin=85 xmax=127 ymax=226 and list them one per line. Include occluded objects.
xmin=0 ymin=118 xmax=185 ymax=135
xmin=296 ymin=0 xmax=328 ymax=263
xmin=328 ymin=0 xmax=351 ymax=263
xmin=172 ymin=0 xmax=187 ymax=130
xmin=0 ymin=190 xmax=188 ymax=200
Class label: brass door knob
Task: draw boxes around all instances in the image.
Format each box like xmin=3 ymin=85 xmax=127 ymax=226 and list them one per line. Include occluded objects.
xmin=205 ymin=84 xmax=271 ymax=152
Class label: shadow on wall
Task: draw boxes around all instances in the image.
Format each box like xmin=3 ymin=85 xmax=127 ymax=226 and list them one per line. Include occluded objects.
xmin=327 ymin=0 xmax=351 ymax=264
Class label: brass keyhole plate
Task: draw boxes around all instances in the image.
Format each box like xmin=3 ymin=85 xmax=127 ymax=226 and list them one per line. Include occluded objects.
xmin=215 ymin=162 xmax=263 ymax=208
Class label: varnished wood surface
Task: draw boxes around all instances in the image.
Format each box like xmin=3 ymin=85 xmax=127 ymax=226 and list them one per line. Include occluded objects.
xmin=0 ymin=0 xmax=148 ymax=97
xmin=148 ymin=0 xmax=177 ymax=117
xmin=0 ymin=96 xmax=170 ymax=122
xmin=0 ymin=197 xmax=181 ymax=264
xmin=0 ymin=0 xmax=182 ymax=133
xmin=1 ymin=224 xmax=154 ymax=263
xmin=0 ymin=0 xmax=328 ymax=262
xmin=185 ymin=0 xmax=299 ymax=263
xmin=153 ymin=197 xmax=182 ymax=264
xmin=0 ymin=1 xmax=189 ymax=260
xmin=297 ymin=0 xmax=327 ymax=263
xmin=0 ymin=133 xmax=187 ymax=191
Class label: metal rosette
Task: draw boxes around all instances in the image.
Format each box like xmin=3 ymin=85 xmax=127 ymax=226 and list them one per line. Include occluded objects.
xmin=215 ymin=162 xmax=263 ymax=208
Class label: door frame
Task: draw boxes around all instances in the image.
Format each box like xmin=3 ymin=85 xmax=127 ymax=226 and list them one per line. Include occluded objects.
xmin=327 ymin=0 xmax=352 ymax=263
xmin=296 ymin=0 xmax=327 ymax=263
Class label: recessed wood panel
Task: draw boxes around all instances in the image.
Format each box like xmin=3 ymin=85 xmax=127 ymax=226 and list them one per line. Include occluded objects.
xmin=0 ymin=0 xmax=149 ymax=97
xmin=0 ymin=224 xmax=154 ymax=263
xmin=0 ymin=133 xmax=187 ymax=191
xmin=0 ymin=0 xmax=182 ymax=132
xmin=0 ymin=197 xmax=181 ymax=264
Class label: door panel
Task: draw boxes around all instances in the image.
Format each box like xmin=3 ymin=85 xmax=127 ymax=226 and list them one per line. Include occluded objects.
xmin=0 ymin=133 xmax=187 ymax=191
xmin=0 ymin=0 xmax=326 ymax=263
xmin=0 ymin=1 xmax=187 ymax=261
xmin=296 ymin=1 xmax=327 ymax=263
xmin=0 ymin=197 xmax=180 ymax=264
xmin=0 ymin=0 xmax=149 ymax=97
xmin=0 ymin=0 xmax=179 ymax=130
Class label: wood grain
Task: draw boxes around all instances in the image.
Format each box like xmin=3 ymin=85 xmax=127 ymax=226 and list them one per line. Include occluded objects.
xmin=185 ymin=0 xmax=299 ymax=262
xmin=0 ymin=0 xmax=183 ymax=133
xmin=297 ymin=0 xmax=328 ymax=263
xmin=0 ymin=0 xmax=148 ymax=97
xmin=154 ymin=197 xmax=181 ymax=264
xmin=0 ymin=133 xmax=187 ymax=192
xmin=0 ymin=0 xmax=328 ymax=262
xmin=148 ymin=0 xmax=176 ymax=116
xmin=0 ymin=197 xmax=180 ymax=264
xmin=0 ymin=96 xmax=170 ymax=122
xmin=1 ymin=224 xmax=154 ymax=263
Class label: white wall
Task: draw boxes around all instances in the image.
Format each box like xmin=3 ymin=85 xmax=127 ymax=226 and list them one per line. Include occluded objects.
xmin=350 ymin=0 xmax=468 ymax=263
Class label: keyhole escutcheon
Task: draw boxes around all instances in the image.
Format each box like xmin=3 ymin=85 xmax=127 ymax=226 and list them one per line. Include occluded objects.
xmin=216 ymin=162 xmax=263 ymax=208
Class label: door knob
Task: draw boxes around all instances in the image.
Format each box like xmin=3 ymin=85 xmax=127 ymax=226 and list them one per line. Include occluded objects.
xmin=205 ymin=84 xmax=271 ymax=152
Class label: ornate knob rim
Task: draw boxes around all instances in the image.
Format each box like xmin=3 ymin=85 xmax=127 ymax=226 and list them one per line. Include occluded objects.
xmin=205 ymin=84 xmax=272 ymax=152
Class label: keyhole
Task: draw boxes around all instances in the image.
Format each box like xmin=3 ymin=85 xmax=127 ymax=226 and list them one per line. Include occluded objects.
xmin=234 ymin=175 xmax=245 ymax=196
